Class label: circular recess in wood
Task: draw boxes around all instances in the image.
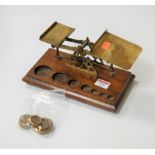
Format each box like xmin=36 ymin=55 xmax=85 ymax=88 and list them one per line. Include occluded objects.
xmin=34 ymin=66 xmax=52 ymax=77
xmin=91 ymin=89 xmax=100 ymax=95
xmin=100 ymin=93 xmax=108 ymax=98
xmin=81 ymin=85 xmax=92 ymax=92
xmin=68 ymin=80 xmax=80 ymax=88
xmin=52 ymin=73 xmax=68 ymax=83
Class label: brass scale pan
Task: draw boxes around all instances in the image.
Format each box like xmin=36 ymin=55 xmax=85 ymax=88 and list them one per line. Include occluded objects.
xmin=40 ymin=21 xmax=142 ymax=70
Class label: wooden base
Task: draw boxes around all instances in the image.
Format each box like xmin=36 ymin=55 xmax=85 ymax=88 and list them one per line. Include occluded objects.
xmin=22 ymin=48 xmax=135 ymax=112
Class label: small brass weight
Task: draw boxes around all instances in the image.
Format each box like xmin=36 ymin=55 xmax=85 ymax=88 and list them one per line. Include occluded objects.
xmin=22 ymin=21 xmax=142 ymax=112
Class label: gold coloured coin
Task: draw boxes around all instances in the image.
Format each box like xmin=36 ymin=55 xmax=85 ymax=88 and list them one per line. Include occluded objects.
xmin=44 ymin=119 xmax=53 ymax=134
xmin=34 ymin=118 xmax=53 ymax=134
xmin=29 ymin=115 xmax=42 ymax=127
xmin=35 ymin=118 xmax=49 ymax=131
xmin=19 ymin=114 xmax=31 ymax=129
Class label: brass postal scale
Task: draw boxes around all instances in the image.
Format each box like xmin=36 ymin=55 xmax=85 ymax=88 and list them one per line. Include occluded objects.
xmin=22 ymin=21 xmax=142 ymax=112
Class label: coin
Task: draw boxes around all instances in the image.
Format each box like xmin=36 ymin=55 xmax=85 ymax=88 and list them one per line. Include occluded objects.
xmin=35 ymin=118 xmax=49 ymax=131
xmin=44 ymin=119 xmax=53 ymax=134
xmin=29 ymin=115 xmax=42 ymax=127
xmin=43 ymin=118 xmax=53 ymax=132
xmin=19 ymin=114 xmax=31 ymax=129
xmin=34 ymin=118 xmax=53 ymax=134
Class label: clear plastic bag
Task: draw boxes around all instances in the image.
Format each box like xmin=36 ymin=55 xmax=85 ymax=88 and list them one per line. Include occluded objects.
xmin=21 ymin=86 xmax=70 ymax=129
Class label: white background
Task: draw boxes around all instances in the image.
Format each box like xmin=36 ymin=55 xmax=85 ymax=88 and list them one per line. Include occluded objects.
xmin=0 ymin=5 xmax=155 ymax=148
